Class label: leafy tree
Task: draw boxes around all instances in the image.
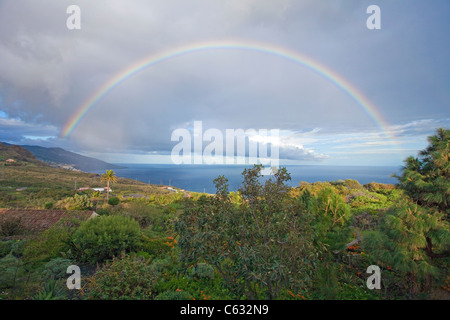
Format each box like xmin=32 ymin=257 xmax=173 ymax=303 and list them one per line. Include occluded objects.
xmin=101 ymin=170 xmax=117 ymax=201
xmin=176 ymin=165 xmax=318 ymax=299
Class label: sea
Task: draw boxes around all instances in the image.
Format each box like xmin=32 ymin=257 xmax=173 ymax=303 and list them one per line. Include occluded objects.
xmin=89 ymin=164 xmax=401 ymax=194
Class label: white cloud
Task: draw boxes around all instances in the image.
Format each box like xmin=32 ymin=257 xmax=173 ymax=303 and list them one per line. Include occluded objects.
xmin=0 ymin=1 xmax=448 ymax=166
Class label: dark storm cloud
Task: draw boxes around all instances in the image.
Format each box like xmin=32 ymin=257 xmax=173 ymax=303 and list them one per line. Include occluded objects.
xmin=0 ymin=0 xmax=449 ymax=164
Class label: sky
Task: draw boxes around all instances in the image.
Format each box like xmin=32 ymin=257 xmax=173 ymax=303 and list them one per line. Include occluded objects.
xmin=0 ymin=0 xmax=449 ymax=167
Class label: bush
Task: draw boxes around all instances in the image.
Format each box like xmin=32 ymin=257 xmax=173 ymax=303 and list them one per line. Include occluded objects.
xmin=83 ymin=254 xmax=158 ymax=300
xmin=108 ymin=197 xmax=120 ymax=206
xmin=155 ymin=290 xmax=192 ymax=300
xmin=60 ymin=194 xmax=93 ymax=210
xmin=0 ymin=254 xmax=24 ymax=289
xmin=120 ymin=202 xmax=163 ymax=229
xmin=23 ymin=226 xmax=71 ymax=266
xmin=176 ymin=167 xmax=319 ymax=300
xmin=0 ymin=216 xmax=24 ymax=237
xmin=364 ymin=182 xmax=395 ymax=192
xmin=95 ymin=208 xmax=110 ymax=216
xmin=0 ymin=241 xmax=14 ymax=258
xmin=32 ymin=279 xmax=66 ymax=300
xmin=363 ymin=200 xmax=449 ymax=298
xmin=71 ymin=215 xmax=141 ymax=263
xmin=10 ymin=240 xmax=25 ymax=258
xmin=188 ymin=263 xmax=215 ymax=280
xmin=344 ymin=179 xmax=363 ymax=190
xmin=42 ymin=258 xmax=74 ymax=281
xmin=44 ymin=202 xmax=54 ymax=209
xmin=139 ymin=232 xmax=175 ymax=257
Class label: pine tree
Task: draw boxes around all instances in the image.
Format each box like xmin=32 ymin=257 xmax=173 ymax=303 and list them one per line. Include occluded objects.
xmin=363 ymin=200 xmax=449 ymax=297
xmin=364 ymin=129 xmax=450 ymax=298
xmin=396 ymin=128 xmax=449 ymax=218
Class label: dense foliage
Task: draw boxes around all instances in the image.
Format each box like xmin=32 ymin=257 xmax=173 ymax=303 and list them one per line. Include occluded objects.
xmin=176 ymin=166 xmax=319 ymax=299
xmin=0 ymin=128 xmax=448 ymax=300
xmin=82 ymin=254 xmax=158 ymax=300
xmin=396 ymin=128 xmax=449 ymax=217
xmin=71 ymin=215 xmax=141 ymax=263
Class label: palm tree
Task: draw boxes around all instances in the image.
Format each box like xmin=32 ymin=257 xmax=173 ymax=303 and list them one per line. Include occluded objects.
xmin=101 ymin=170 xmax=117 ymax=201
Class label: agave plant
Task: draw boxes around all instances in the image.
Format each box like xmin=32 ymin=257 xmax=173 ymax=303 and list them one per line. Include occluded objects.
xmin=32 ymin=279 xmax=66 ymax=300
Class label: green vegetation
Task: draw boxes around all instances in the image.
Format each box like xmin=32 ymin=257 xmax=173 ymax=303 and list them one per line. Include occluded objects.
xmin=59 ymin=194 xmax=93 ymax=210
xmin=108 ymin=196 xmax=120 ymax=206
xmin=176 ymin=168 xmax=318 ymax=299
xmin=395 ymin=128 xmax=449 ymax=218
xmin=71 ymin=215 xmax=141 ymax=263
xmin=0 ymin=128 xmax=448 ymax=300
xmin=101 ymin=169 xmax=117 ymax=201
xmin=364 ymin=200 xmax=448 ymax=298
xmin=82 ymin=254 xmax=158 ymax=300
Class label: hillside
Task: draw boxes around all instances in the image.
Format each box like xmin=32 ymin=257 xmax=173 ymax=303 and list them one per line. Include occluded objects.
xmin=5 ymin=143 xmax=124 ymax=171
xmin=0 ymin=142 xmax=42 ymax=165
xmin=0 ymin=155 xmax=180 ymax=209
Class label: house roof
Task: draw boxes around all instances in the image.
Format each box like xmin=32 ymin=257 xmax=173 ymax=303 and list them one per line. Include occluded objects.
xmin=0 ymin=209 xmax=98 ymax=233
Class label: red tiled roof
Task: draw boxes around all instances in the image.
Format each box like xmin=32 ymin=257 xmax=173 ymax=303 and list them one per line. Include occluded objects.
xmin=0 ymin=209 xmax=97 ymax=232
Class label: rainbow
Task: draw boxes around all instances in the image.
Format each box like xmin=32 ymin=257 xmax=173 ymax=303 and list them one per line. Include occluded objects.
xmin=61 ymin=39 xmax=393 ymax=140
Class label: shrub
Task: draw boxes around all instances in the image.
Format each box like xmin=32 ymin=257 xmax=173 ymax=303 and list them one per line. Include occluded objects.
xmin=139 ymin=232 xmax=175 ymax=257
xmin=71 ymin=215 xmax=141 ymax=263
xmin=83 ymin=254 xmax=158 ymax=300
xmin=364 ymin=182 xmax=395 ymax=192
xmin=60 ymin=194 xmax=93 ymax=210
xmin=10 ymin=240 xmax=25 ymax=258
xmin=0 ymin=241 xmax=14 ymax=258
xmin=311 ymin=187 xmax=352 ymax=251
xmin=155 ymin=290 xmax=192 ymax=300
xmin=120 ymin=201 xmax=163 ymax=229
xmin=344 ymin=179 xmax=363 ymax=190
xmin=351 ymin=212 xmax=379 ymax=231
xmin=42 ymin=258 xmax=74 ymax=281
xmin=23 ymin=225 xmax=71 ymax=266
xmin=32 ymin=279 xmax=66 ymax=300
xmin=0 ymin=254 xmax=24 ymax=289
xmin=188 ymin=263 xmax=215 ymax=280
xmin=395 ymin=128 xmax=449 ymax=217
xmin=363 ymin=200 xmax=449 ymax=298
xmin=108 ymin=196 xmax=120 ymax=206
xmin=0 ymin=216 xmax=24 ymax=237
xmin=95 ymin=208 xmax=110 ymax=216
xmin=176 ymin=166 xmax=319 ymax=300
xmin=44 ymin=202 xmax=54 ymax=209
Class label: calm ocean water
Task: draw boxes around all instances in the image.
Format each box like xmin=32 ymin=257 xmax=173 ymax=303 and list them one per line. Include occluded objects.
xmin=90 ymin=164 xmax=401 ymax=194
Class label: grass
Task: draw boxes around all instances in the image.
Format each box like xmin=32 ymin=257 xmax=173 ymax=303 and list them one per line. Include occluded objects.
xmin=0 ymin=161 xmax=194 ymax=209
